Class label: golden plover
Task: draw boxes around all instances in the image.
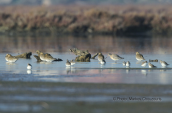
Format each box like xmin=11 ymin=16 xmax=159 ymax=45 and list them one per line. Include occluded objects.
xmin=136 ymin=52 xmax=145 ymax=61
xmin=108 ymin=53 xmax=124 ymax=62
xmin=5 ymin=54 xmax=18 ymax=63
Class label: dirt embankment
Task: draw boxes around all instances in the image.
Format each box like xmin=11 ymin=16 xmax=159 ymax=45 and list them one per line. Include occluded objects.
xmin=0 ymin=5 xmax=172 ymax=35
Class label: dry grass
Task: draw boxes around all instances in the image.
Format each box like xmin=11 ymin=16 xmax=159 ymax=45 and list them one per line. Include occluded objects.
xmin=0 ymin=5 xmax=172 ymax=35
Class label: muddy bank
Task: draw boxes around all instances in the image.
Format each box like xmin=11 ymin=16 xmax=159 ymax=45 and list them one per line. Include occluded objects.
xmin=0 ymin=5 xmax=172 ymax=35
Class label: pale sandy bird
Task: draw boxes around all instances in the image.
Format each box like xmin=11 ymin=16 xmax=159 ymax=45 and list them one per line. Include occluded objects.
xmin=44 ymin=53 xmax=56 ymax=62
xmin=141 ymin=61 xmax=147 ymax=67
xmin=136 ymin=52 xmax=145 ymax=61
xmin=70 ymin=60 xmax=75 ymax=65
xmin=40 ymin=52 xmax=46 ymax=61
xmin=160 ymin=60 xmax=169 ymax=67
xmin=126 ymin=61 xmax=130 ymax=67
xmin=5 ymin=54 xmax=18 ymax=63
xmin=123 ymin=61 xmax=126 ymax=66
xmin=36 ymin=50 xmax=41 ymax=57
xmin=27 ymin=64 xmax=32 ymax=70
xmin=66 ymin=59 xmax=71 ymax=66
xmin=98 ymin=53 xmax=105 ymax=62
xmin=40 ymin=53 xmax=56 ymax=62
xmin=5 ymin=54 xmax=9 ymax=61
xmin=108 ymin=53 xmax=124 ymax=62
xmin=148 ymin=63 xmax=156 ymax=68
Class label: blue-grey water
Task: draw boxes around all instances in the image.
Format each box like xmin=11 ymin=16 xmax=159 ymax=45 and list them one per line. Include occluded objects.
xmin=1 ymin=35 xmax=172 ymax=84
xmin=1 ymin=35 xmax=172 ymax=113
xmin=1 ymin=52 xmax=172 ymax=84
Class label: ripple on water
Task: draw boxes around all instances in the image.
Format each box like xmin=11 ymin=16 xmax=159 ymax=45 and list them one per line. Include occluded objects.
xmin=0 ymin=103 xmax=42 ymax=112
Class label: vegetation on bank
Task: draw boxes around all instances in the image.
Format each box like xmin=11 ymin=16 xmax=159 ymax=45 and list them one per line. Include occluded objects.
xmin=0 ymin=5 xmax=172 ymax=35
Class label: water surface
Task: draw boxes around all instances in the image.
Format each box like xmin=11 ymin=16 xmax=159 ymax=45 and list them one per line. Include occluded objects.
xmin=0 ymin=52 xmax=172 ymax=84
xmin=0 ymin=35 xmax=172 ymax=84
xmin=1 ymin=35 xmax=172 ymax=113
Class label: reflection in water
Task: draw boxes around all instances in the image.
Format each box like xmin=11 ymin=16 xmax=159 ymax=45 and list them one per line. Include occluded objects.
xmin=27 ymin=70 xmax=32 ymax=74
xmin=141 ymin=70 xmax=147 ymax=76
xmin=100 ymin=64 xmax=106 ymax=68
xmin=0 ymin=103 xmax=41 ymax=112
xmin=126 ymin=69 xmax=130 ymax=74
xmin=2 ymin=64 xmax=172 ymax=84
xmin=160 ymin=69 xmax=167 ymax=72
xmin=71 ymin=67 xmax=76 ymax=74
xmin=108 ymin=69 xmax=117 ymax=73
xmin=136 ymin=61 xmax=142 ymax=64
xmin=6 ymin=62 xmax=16 ymax=71
xmin=40 ymin=62 xmax=53 ymax=65
xmin=6 ymin=62 xmax=16 ymax=65
xmin=0 ymin=35 xmax=172 ymax=84
xmin=66 ymin=67 xmax=71 ymax=74
xmin=0 ymin=35 xmax=172 ymax=54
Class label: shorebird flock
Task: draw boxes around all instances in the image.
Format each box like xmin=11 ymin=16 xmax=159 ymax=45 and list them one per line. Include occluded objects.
xmin=5 ymin=51 xmax=169 ymax=69
xmin=96 ymin=52 xmax=169 ymax=68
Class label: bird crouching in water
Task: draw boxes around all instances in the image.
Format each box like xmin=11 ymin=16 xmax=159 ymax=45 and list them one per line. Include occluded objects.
xmin=136 ymin=52 xmax=145 ymax=61
xmin=44 ymin=53 xmax=56 ymax=62
xmin=108 ymin=53 xmax=124 ymax=62
xmin=40 ymin=52 xmax=56 ymax=62
xmin=40 ymin=52 xmax=46 ymax=61
xmin=5 ymin=54 xmax=18 ymax=63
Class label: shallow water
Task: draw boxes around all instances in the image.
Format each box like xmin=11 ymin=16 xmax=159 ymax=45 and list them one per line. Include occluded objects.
xmin=0 ymin=52 xmax=172 ymax=84
xmin=1 ymin=35 xmax=172 ymax=112
xmin=0 ymin=35 xmax=172 ymax=84
xmin=1 ymin=35 xmax=172 ymax=84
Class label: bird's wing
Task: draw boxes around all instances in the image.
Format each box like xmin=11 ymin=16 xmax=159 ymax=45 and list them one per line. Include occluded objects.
xmin=45 ymin=53 xmax=54 ymax=59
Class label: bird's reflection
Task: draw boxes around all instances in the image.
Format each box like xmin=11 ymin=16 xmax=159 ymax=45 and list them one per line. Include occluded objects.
xmin=108 ymin=69 xmax=117 ymax=73
xmin=6 ymin=62 xmax=16 ymax=71
xmin=136 ymin=61 xmax=142 ymax=64
xmin=40 ymin=62 xmax=53 ymax=65
xmin=160 ymin=69 xmax=167 ymax=72
xmin=27 ymin=70 xmax=32 ymax=74
xmin=71 ymin=67 xmax=76 ymax=74
xmin=100 ymin=64 xmax=105 ymax=68
xmin=6 ymin=62 xmax=16 ymax=65
xmin=141 ymin=70 xmax=147 ymax=76
xmin=126 ymin=68 xmax=130 ymax=74
xmin=66 ymin=67 xmax=71 ymax=74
